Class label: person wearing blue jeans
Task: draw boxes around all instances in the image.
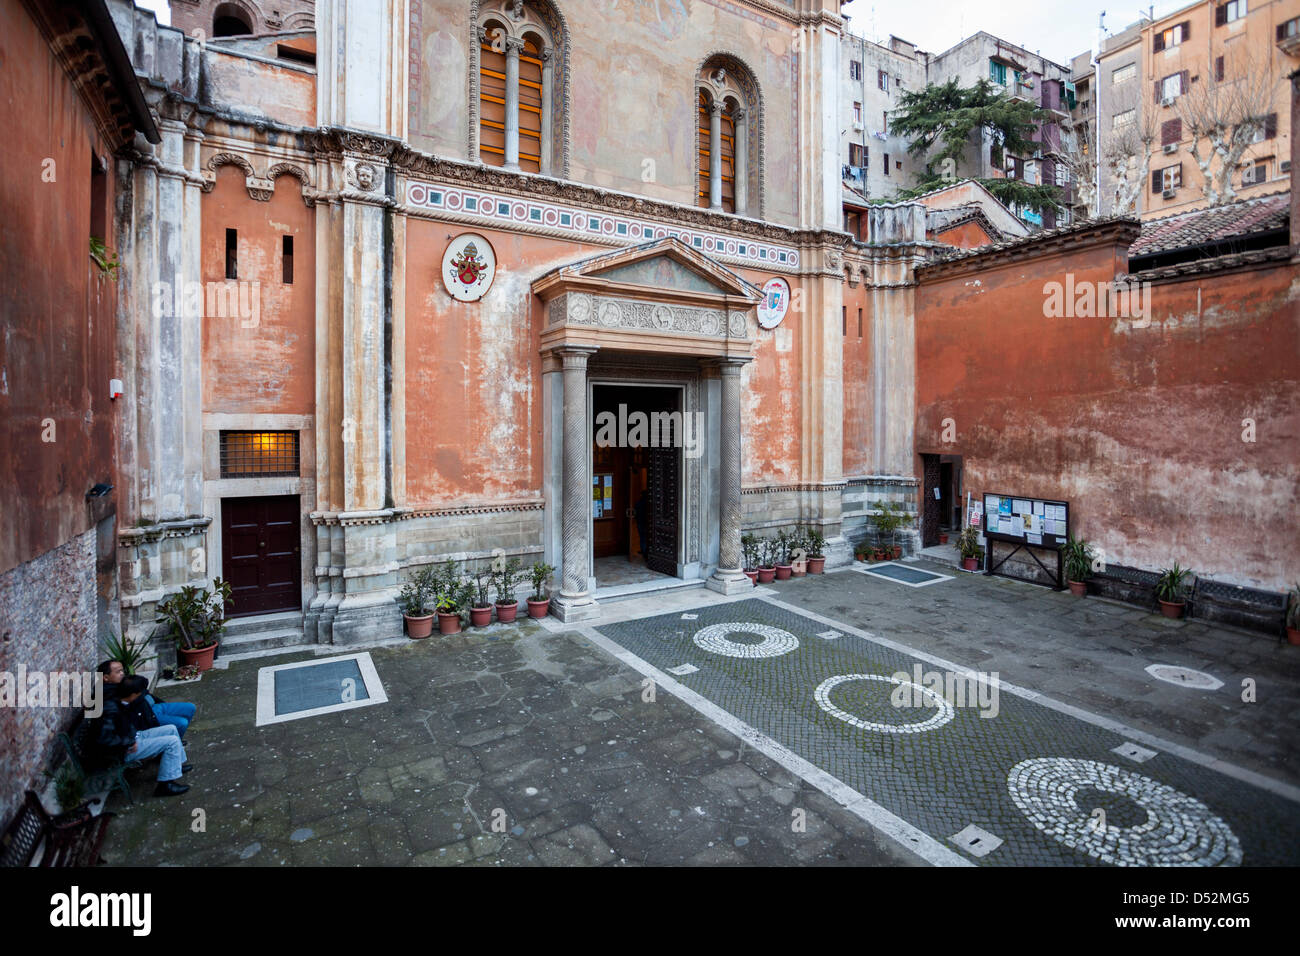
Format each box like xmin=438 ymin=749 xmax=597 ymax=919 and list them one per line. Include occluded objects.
xmin=99 ymin=659 xmax=197 ymax=737
xmin=88 ymin=675 xmax=194 ymax=797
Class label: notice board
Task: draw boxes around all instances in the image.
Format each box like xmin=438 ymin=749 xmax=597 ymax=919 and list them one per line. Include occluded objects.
xmin=982 ymin=493 xmax=1070 ymax=548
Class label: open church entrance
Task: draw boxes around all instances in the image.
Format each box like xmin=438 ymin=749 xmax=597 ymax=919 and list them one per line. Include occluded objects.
xmin=591 ymin=384 xmax=683 ymax=584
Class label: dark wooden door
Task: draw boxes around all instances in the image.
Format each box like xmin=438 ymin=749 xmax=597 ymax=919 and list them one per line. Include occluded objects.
xmin=592 ymin=446 xmax=630 ymax=559
xmin=644 ymin=443 xmax=680 ymax=575
xmin=222 ymin=495 xmax=301 ymax=616
xmin=921 ymin=454 xmax=941 ymax=547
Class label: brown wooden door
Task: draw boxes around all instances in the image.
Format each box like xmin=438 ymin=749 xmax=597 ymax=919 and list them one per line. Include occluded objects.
xmin=222 ymin=495 xmax=301 ymax=617
xmin=921 ymin=455 xmax=941 ymax=547
xmin=644 ymin=443 xmax=680 ymax=575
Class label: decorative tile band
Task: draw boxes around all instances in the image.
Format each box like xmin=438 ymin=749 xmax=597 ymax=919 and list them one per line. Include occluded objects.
xmin=405 ymin=180 xmax=801 ymax=270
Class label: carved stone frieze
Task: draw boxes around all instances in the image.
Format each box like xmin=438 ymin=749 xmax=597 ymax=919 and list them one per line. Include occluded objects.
xmin=549 ymin=292 xmax=748 ymax=340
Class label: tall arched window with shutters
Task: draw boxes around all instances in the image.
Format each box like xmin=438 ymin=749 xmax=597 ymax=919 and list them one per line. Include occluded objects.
xmin=695 ymin=57 xmax=761 ymax=217
xmin=472 ymin=1 xmax=567 ymax=176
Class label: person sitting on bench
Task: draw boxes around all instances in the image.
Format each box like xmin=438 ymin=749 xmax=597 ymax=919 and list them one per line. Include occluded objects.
xmin=87 ymin=675 xmax=194 ymax=797
xmin=98 ymin=660 xmax=197 ymax=737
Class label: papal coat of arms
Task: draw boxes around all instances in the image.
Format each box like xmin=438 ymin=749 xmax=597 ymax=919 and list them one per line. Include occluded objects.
xmin=441 ymin=233 xmax=496 ymax=302
xmin=757 ymin=277 xmax=790 ymax=330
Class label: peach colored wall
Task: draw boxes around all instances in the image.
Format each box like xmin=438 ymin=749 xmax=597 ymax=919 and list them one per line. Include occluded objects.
xmin=206 ymin=52 xmax=316 ymax=128
xmin=403 ymin=221 xmax=807 ymax=501
xmin=0 ymin=0 xmax=120 ymax=573
xmin=201 ymin=166 xmax=316 ymax=415
xmin=410 ymin=0 xmax=803 ymax=225
xmin=933 ymin=220 xmax=994 ymax=250
xmin=916 ymin=241 xmax=1300 ymax=591
xmin=841 ymin=281 xmax=873 ymax=477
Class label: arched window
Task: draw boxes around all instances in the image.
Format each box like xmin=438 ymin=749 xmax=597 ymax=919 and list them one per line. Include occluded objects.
xmin=473 ymin=1 xmax=566 ymax=176
xmin=213 ymin=2 xmax=253 ymax=36
xmin=696 ymin=58 xmax=761 ymax=217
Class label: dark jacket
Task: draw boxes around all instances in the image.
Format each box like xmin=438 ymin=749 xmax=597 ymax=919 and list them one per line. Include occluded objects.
xmin=122 ymin=693 xmax=161 ymax=733
xmin=86 ymin=696 xmax=137 ymax=769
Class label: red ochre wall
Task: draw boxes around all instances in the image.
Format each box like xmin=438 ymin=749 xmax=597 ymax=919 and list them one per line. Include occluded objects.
xmin=841 ymin=279 xmax=873 ymax=477
xmin=0 ymin=1 xmax=120 ymax=574
xmin=932 ymin=220 xmax=996 ymax=251
xmin=401 ymin=221 xmax=807 ymax=504
xmin=201 ymin=166 xmax=316 ymax=415
xmin=915 ymin=235 xmax=1300 ymax=591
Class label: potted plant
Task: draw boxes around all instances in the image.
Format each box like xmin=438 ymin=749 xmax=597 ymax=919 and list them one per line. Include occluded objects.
xmin=873 ymin=501 xmax=904 ymax=560
xmin=433 ymin=560 xmax=467 ymax=634
xmin=494 ymin=558 xmax=522 ymax=622
xmin=154 ymin=578 xmax=232 ymax=672
xmin=1155 ymin=562 xmax=1192 ymax=619
xmin=938 ymin=530 xmax=949 ymax=545
xmin=398 ymin=565 xmax=438 ymax=638
xmin=741 ymin=533 xmax=760 ymax=586
xmin=470 ymin=571 xmax=493 ymax=628
xmin=101 ymin=629 xmax=156 ymax=675
xmin=757 ymin=537 xmax=776 ymax=584
xmin=44 ymin=762 xmax=89 ymax=824
xmin=806 ymin=527 xmax=826 ymax=574
xmin=1287 ymin=582 xmax=1300 ymax=646
xmin=774 ymin=530 xmax=794 ymax=580
xmin=527 ymin=562 xmax=556 ymax=617
xmin=1062 ymin=534 xmax=1094 ymax=597
xmin=789 ymin=528 xmax=808 ymax=576
xmin=957 ymin=526 xmax=983 ymax=572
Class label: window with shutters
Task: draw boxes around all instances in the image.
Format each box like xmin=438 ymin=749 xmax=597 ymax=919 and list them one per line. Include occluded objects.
xmin=1160 ymin=72 xmax=1185 ymax=101
xmin=1251 ymin=113 xmax=1278 ymax=142
xmin=1215 ymin=1 xmax=1246 ymax=25
xmin=474 ymin=2 xmax=565 ymax=175
xmin=849 ymin=142 xmax=865 ymax=167
xmin=990 ymin=59 xmax=1007 ymax=85
xmin=1215 ymin=56 xmax=1224 ymax=82
xmin=1280 ymin=18 xmax=1300 ymax=41
xmin=1153 ymin=22 xmax=1189 ymax=52
xmin=883 ymin=153 xmax=890 ymax=176
xmin=1161 ymin=118 xmax=1182 ymax=146
xmin=849 ymin=60 xmax=862 ymax=81
xmin=1241 ymin=158 xmax=1269 ymax=186
xmin=878 ymin=70 xmax=889 ymax=92
xmin=1155 ymin=164 xmax=1182 ymax=191
xmin=853 ymin=101 xmax=862 ymax=123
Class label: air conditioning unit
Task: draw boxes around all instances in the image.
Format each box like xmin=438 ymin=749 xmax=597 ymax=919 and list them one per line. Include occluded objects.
xmin=1161 ymin=96 xmax=1175 ymax=107
xmin=1162 ymin=143 xmax=1178 ymax=154
xmin=1282 ymin=161 xmax=1292 ymax=173
xmin=1162 ymin=188 xmax=1176 ymax=199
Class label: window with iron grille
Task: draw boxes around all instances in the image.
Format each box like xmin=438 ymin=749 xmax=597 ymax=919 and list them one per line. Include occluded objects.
xmin=220 ymin=431 xmax=300 ymax=478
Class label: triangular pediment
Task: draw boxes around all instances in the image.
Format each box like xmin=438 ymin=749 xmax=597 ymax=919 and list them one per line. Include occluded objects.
xmin=532 ymin=236 xmax=763 ymax=303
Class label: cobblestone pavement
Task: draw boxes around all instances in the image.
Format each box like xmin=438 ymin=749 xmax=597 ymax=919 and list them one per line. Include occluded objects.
xmin=100 ymin=623 xmax=913 ymax=866
xmin=592 ymin=568 xmax=1300 ymax=867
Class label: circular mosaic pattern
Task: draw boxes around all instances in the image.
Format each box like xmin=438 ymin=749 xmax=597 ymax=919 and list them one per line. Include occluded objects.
xmin=814 ymin=674 xmax=955 ymax=734
xmin=692 ymin=622 xmax=799 ymax=659
xmin=1007 ymin=757 xmax=1242 ymax=867
xmin=1145 ymin=664 xmax=1224 ymax=690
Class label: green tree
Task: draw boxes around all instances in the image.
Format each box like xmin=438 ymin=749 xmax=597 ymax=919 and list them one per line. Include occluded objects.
xmin=886 ymin=77 xmax=1061 ymax=215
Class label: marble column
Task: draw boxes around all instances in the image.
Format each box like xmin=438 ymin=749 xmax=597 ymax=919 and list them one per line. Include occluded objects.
xmin=504 ymin=36 xmax=523 ymax=171
xmin=733 ymin=107 xmax=748 ymax=216
xmin=553 ymin=346 xmax=600 ymax=621
xmin=540 ymin=47 xmax=554 ymax=175
xmin=709 ymin=100 xmax=723 ymax=211
xmin=708 ymin=358 xmax=750 ymax=594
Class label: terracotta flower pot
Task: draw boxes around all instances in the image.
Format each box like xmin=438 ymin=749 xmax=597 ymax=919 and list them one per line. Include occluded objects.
xmin=527 ymin=598 xmax=550 ymax=618
xmin=495 ymin=601 xmax=519 ymax=623
xmin=892 ymin=546 xmax=903 ymax=560
xmin=177 ymin=643 xmax=218 ymax=672
xmin=404 ymin=613 xmax=435 ymax=639
xmin=807 ymin=557 xmax=825 ymax=574
xmin=437 ymin=611 xmax=461 ymax=634
xmin=854 ymin=552 xmax=867 ymax=563
xmin=874 ymin=549 xmax=889 ymax=562
xmin=938 ymin=533 xmax=949 ymax=544
xmin=470 ymin=606 xmax=493 ymax=627
xmin=1288 ymin=626 xmax=1300 ymax=646
xmin=757 ymin=567 xmax=775 ymax=584
xmin=1157 ymin=599 xmax=1185 ymax=620
xmin=1068 ymin=580 xmax=1087 ymax=597
xmin=743 ymin=569 xmax=759 ymax=586
xmin=961 ymin=557 xmax=979 ymax=572
xmin=774 ymin=564 xmax=793 ymax=580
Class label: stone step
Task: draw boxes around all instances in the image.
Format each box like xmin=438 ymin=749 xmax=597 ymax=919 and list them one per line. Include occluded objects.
xmin=594 ymin=578 xmax=707 ymax=605
xmin=222 ymin=610 xmax=303 ymax=637
xmin=218 ymin=626 xmax=308 ymax=659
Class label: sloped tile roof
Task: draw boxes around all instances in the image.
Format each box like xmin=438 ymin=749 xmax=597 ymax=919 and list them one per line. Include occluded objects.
xmin=1129 ymin=192 xmax=1290 ymax=258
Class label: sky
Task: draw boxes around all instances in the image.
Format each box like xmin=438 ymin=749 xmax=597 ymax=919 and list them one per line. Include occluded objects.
xmin=840 ymin=0 xmax=1195 ymax=66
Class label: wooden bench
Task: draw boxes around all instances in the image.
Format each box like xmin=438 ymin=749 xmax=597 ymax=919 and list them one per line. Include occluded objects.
xmin=0 ymin=790 xmax=113 ymax=867
xmin=58 ymin=719 xmax=147 ymax=805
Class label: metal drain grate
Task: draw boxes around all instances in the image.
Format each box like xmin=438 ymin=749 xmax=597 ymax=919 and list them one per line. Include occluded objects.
xmin=256 ymin=652 xmax=388 ymax=726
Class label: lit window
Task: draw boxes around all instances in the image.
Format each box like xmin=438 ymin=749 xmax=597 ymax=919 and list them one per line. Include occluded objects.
xmin=220 ymin=432 xmax=300 ymax=478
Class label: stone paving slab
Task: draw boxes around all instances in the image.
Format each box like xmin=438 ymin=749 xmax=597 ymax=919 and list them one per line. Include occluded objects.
xmin=594 ymin=593 xmax=1300 ymax=866
xmin=99 ymin=622 xmax=914 ymax=866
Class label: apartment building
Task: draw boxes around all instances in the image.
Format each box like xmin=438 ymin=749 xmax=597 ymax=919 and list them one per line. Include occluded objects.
xmin=1140 ymin=0 xmax=1299 ymax=217
xmin=839 ymin=28 xmax=1075 ymax=230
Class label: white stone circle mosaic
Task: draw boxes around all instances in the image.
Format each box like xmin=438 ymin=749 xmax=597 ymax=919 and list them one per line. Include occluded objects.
xmin=813 ymin=674 xmax=956 ymax=734
xmin=692 ymin=622 xmax=799 ymax=659
xmin=1007 ymin=757 xmax=1242 ymax=867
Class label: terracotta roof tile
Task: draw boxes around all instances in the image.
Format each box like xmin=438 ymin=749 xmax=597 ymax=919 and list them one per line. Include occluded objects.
xmin=1128 ymin=191 xmax=1290 ymax=258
